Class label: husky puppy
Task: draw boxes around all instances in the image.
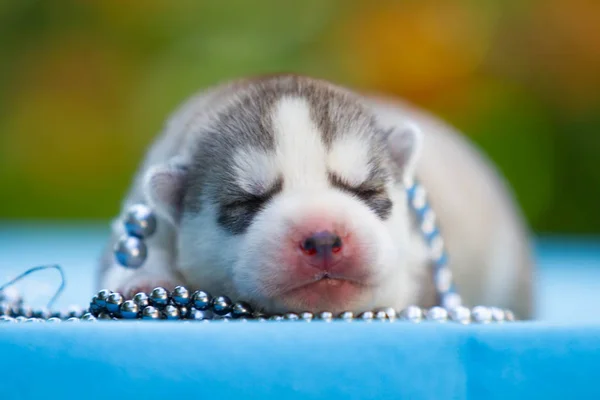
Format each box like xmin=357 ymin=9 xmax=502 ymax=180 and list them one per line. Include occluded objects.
xmin=98 ymin=75 xmax=533 ymax=319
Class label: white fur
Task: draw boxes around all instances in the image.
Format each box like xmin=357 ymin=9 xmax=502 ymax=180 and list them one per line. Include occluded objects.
xmin=328 ymin=135 xmax=372 ymax=187
xmin=271 ymin=97 xmax=329 ymax=190
xmin=232 ymin=148 xmax=279 ymax=195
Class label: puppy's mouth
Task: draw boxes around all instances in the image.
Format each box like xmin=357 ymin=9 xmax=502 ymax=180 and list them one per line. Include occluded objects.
xmin=278 ymin=273 xmax=369 ymax=312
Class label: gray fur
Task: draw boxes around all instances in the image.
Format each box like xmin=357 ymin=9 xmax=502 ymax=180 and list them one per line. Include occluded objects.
xmin=180 ymin=75 xmax=397 ymax=234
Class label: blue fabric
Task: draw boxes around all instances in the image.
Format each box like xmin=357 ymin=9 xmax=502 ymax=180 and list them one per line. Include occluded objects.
xmin=1 ymin=321 xmax=599 ymax=399
xmin=1 ymin=225 xmax=600 ymax=399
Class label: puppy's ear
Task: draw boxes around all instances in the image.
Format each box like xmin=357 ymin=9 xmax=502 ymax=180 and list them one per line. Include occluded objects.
xmin=143 ymin=158 xmax=189 ymax=226
xmin=385 ymin=121 xmax=423 ymax=182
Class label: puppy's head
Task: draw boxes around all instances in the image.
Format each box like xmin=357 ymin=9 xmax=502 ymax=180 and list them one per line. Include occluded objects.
xmin=145 ymin=77 xmax=424 ymax=314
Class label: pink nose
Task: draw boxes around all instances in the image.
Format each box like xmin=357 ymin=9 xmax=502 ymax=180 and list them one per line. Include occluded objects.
xmin=299 ymin=231 xmax=343 ymax=269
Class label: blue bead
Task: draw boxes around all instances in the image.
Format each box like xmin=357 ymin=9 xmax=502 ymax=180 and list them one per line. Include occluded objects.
xmin=119 ymin=300 xmax=139 ymax=319
xmin=149 ymin=287 xmax=169 ymax=308
xmin=425 ymin=228 xmax=440 ymax=243
xmin=171 ymin=286 xmax=190 ymax=306
xmin=94 ymin=290 xmax=111 ymax=308
xmin=192 ymin=291 xmax=212 ymax=310
xmin=162 ymin=305 xmax=180 ymax=320
xmin=231 ymin=302 xmax=253 ymax=319
xmin=433 ymin=252 xmax=449 ymax=266
xmin=189 ymin=308 xmax=213 ymax=320
xmin=211 ymin=296 xmax=233 ymax=316
xmin=405 ymin=184 xmax=418 ymax=198
xmin=124 ymin=204 xmax=157 ymax=239
xmin=106 ymin=293 xmax=124 ymax=314
xmin=114 ymin=235 xmax=147 ymax=269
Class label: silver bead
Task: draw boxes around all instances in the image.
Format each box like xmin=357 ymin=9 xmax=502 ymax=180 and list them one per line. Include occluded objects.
xmin=149 ymin=287 xmax=169 ymax=308
xmin=300 ymin=312 xmax=314 ymax=321
xmin=284 ymin=313 xmax=300 ymax=321
xmin=191 ymin=290 xmax=211 ymax=310
xmin=441 ymin=292 xmax=462 ymax=310
xmin=504 ymin=309 xmax=516 ymax=321
xmin=97 ymin=312 xmax=112 ymax=320
xmin=124 ymin=204 xmax=157 ymax=239
xmin=47 ymin=317 xmax=62 ymax=323
xmin=33 ymin=308 xmax=51 ymax=319
xmin=171 ymin=286 xmax=190 ymax=306
xmin=211 ymin=295 xmax=233 ymax=316
xmin=163 ymin=305 xmax=180 ymax=320
xmin=231 ymin=302 xmax=253 ymax=319
xmin=25 ymin=318 xmax=43 ymax=323
xmin=399 ymin=306 xmax=423 ymax=322
xmin=449 ymin=306 xmax=471 ymax=324
xmin=178 ymin=306 xmax=190 ymax=319
xmin=106 ymin=293 xmax=124 ymax=314
xmin=359 ymin=311 xmax=374 ymax=321
xmin=269 ymin=314 xmax=284 ymax=321
xmin=133 ymin=292 xmax=150 ymax=309
xmin=66 ymin=317 xmax=81 ymax=322
xmin=141 ymin=306 xmax=161 ymax=320
xmin=95 ymin=289 xmax=111 ymax=308
xmin=0 ymin=316 xmax=16 ymax=323
xmin=81 ymin=313 xmax=97 ymax=322
xmin=15 ymin=305 xmax=33 ymax=318
xmin=411 ymin=185 xmax=427 ymax=210
xmin=318 ymin=311 xmax=333 ymax=322
xmin=114 ymin=235 xmax=147 ymax=269
xmin=375 ymin=311 xmax=388 ymax=321
xmin=425 ymin=306 xmax=448 ymax=322
xmin=0 ymin=303 xmax=11 ymax=316
xmin=119 ymin=300 xmax=139 ymax=319
xmin=490 ymin=307 xmax=505 ymax=322
xmin=67 ymin=305 xmax=84 ymax=318
xmin=471 ymin=306 xmax=493 ymax=324
xmin=15 ymin=316 xmax=27 ymax=323
xmin=381 ymin=307 xmax=397 ymax=320
xmin=189 ymin=309 xmax=213 ymax=320
xmin=339 ymin=311 xmax=354 ymax=321
xmin=434 ymin=267 xmax=453 ymax=293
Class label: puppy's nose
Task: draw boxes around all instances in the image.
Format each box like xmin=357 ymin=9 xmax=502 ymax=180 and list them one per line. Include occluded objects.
xmin=299 ymin=231 xmax=343 ymax=268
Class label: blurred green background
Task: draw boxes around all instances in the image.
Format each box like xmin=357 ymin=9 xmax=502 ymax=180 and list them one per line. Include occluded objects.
xmin=0 ymin=0 xmax=598 ymax=234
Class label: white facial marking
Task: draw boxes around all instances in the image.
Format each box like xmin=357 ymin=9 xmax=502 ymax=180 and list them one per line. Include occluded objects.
xmin=232 ymin=148 xmax=279 ymax=195
xmin=271 ymin=97 xmax=328 ymax=190
xmin=328 ymin=136 xmax=372 ymax=187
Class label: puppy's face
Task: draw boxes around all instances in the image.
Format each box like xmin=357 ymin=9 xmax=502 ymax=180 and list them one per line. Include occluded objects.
xmin=146 ymin=78 xmax=423 ymax=314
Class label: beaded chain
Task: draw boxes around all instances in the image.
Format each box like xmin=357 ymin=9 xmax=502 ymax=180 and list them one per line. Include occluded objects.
xmin=0 ymin=179 xmax=516 ymax=324
xmin=0 ymin=285 xmax=514 ymax=324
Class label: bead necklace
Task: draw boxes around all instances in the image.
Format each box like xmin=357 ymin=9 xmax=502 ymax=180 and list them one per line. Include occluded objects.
xmin=0 ymin=284 xmax=514 ymax=324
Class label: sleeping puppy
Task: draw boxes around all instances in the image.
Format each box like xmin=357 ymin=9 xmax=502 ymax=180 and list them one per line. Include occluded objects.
xmin=98 ymin=74 xmax=534 ymax=319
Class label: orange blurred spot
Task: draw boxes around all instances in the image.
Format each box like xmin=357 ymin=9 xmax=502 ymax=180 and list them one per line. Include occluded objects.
xmin=331 ymin=1 xmax=496 ymax=105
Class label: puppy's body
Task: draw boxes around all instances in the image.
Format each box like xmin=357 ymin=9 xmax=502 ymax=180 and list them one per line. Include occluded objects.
xmin=99 ymin=75 xmax=533 ymax=319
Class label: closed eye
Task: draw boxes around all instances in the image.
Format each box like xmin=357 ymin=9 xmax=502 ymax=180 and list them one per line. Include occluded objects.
xmin=328 ymin=173 xmax=385 ymax=198
xmin=222 ymin=177 xmax=283 ymax=210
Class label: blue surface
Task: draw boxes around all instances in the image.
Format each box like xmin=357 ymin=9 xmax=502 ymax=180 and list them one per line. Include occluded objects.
xmin=1 ymin=224 xmax=600 ymax=399
xmin=1 ymin=322 xmax=599 ymax=400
